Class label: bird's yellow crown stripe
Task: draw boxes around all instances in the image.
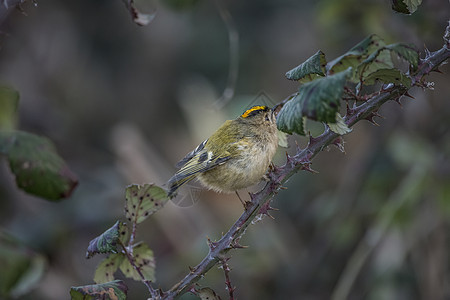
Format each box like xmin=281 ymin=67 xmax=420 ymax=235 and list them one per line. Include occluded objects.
xmin=241 ymin=106 xmax=268 ymax=118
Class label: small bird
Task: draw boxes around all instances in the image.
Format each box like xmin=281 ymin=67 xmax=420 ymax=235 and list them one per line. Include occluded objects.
xmin=167 ymin=105 xmax=279 ymax=202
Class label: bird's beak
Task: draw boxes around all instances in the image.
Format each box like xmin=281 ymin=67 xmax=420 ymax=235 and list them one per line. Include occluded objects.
xmin=271 ymin=103 xmax=283 ymax=117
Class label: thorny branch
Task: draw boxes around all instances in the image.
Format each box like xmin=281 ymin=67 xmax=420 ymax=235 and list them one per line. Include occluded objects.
xmin=156 ymin=22 xmax=450 ymax=300
xmin=221 ymin=258 xmax=235 ymax=300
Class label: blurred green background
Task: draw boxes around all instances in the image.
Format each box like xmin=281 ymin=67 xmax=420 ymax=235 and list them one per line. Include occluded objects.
xmin=0 ymin=0 xmax=449 ymax=299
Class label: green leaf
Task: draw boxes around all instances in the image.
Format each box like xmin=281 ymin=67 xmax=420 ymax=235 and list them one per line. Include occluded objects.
xmin=277 ymin=130 xmax=289 ymax=148
xmin=0 ymin=231 xmax=47 ymax=299
xmin=356 ymin=49 xmax=394 ymax=82
xmin=276 ymin=97 xmax=307 ymax=135
xmin=285 ymin=50 xmax=327 ymax=83
xmin=0 ymin=131 xmax=78 ymax=201
xmin=327 ymin=35 xmax=386 ymax=75
xmin=0 ymin=86 xmax=19 ymax=130
xmin=328 ymin=113 xmax=352 ymax=135
xmin=86 ymin=221 xmax=129 ymax=259
xmin=386 ymin=43 xmax=419 ymax=70
xmin=391 ymin=0 xmax=422 ymax=14
xmin=277 ymin=68 xmax=352 ymax=135
xmin=363 ymin=68 xmax=411 ymax=87
xmin=94 ymin=254 xmax=125 ymax=284
xmin=119 ymin=242 xmax=155 ymax=282
xmin=125 ymin=183 xmax=169 ymax=224
xmin=70 ymin=280 xmax=127 ymax=300
xmin=197 ymin=287 xmax=222 ymax=300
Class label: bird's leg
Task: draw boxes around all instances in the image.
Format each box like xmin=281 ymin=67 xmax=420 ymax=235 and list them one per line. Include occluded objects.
xmin=235 ymin=191 xmax=251 ymax=210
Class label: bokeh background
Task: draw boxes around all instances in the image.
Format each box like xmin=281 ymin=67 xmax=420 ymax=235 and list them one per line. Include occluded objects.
xmin=0 ymin=0 xmax=449 ymax=299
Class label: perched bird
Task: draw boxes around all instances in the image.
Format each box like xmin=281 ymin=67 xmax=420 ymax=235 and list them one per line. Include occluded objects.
xmin=167 ymin=105 xmax=279 ymax=201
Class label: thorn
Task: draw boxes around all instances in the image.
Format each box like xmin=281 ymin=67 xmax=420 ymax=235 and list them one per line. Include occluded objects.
xmin=365 ymin=116 xmax=380 ymax=126
xmin=403 ymin=91 xmax=415 ymax=99
xmin=308 ymin=134 xmax=320 ymax=147
xmin=285 ymin=152 xmax=295 ymax=165
xmin=221 ymin=257 xmax=231 ymax=263
xmin=372 ymin=111 xmax=385 ymax=119
xmin=294 ymin=140 xmax=302 ymax=153
xmin=301 ymin=162 xmax=318 ymax=173
xmin=159 ymin=289 xmax=165 ymax=297
xmin=231 ymin=241 xmax=248 ymax=249
xmin=364 ymin=110 xmax=384 ymax=126
xmin=279 ymin=186 xmax=288 ymax=190
xmin=432 ymin=67 xmax=444 ymax=74
xmin=332 ymin=137 xmax=346 ymax=153
xmin=346 ymin=102 xmax=354 ymax=116
xmin=424 ymin=45 xmax=431 ymax=58
xmin=207 ymin=237 xmax=218 ymax=250
xmin=259 ymin=200 xmax=278 ymax=218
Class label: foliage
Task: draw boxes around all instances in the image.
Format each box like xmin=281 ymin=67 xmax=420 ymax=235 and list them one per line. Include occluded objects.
xmin=0 ymin=1 xmax=447 ymax=300
xmin=0 ymin=87 xmax=78 ymax=201
xmin=72 ymin=184 xmax=167 ymax=298
xmin=0 ymin=231 xmax=47 ymax=298
xmin=74 ymin=21 xmax=449 ymax=298
xmin=70 ymin=280 xmax=128 ymax=300
xmin=277 ymin=35 xmax=419 ymax=136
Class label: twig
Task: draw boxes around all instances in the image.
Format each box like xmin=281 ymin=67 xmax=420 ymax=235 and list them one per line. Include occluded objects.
xmin=160 ymin=23 xmax=450 ymax=300
xmin=119 ymin=240 xmax=160 ymax=299
xmin=220 ymin=258 xmax=235 ymax=300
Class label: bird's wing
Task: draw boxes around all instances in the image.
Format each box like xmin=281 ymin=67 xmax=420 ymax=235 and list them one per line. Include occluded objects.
xmin=175 ymin=139 xmax=208 ymax=168
xmin=168 ymin=142 xmax=232 ymax=197
xmin=172 ymin=148 xmax=231 ymax=181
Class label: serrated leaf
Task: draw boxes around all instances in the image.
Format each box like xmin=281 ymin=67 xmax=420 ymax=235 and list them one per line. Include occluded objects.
xmin=328 ymin=113 xmax=352 ymax=135
xmin=94 ymin=254 xmax=125 ymax=284
xmin=125 ymin=183 xmax=169 ymax=224
xmin=285 ymin=50 xmax=327 ymax=83
xmin=391 ymin=0 xmax=422 ymax=14
xmin=0 ymin=231 xmax=47 ymax=299
xmin=277 ymin=130 xmax=289 ymax=148
xmin=386 ymin=43 xmax=419 ymax=70
xmin=355 ymin=49 xmax=394 ymax=83
xmin=277 ymin=68 xmax=352 ymax=134
xmin=327 ymin=35 xmax=386 ymax=75
xmin=70 ymin=280 xmax=127 ymax=300
xmin=119 ymin=242 xmax=155 ymax=282
xmin=0 ymin=86 xmax=19 ymax=130
xmin=363 ymin=68 xmax=411 ymax=87
xmin=276 ymin=96 xmax=307 ymax=135
xmin=0 ymin=131 xmax=78 ymax=201
xmin=86 ymin=221 xmax=129 ymax=259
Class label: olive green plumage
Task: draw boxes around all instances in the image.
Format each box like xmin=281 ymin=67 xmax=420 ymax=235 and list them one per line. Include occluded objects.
xmin=167 ymin=105 xmax=279 ymax=199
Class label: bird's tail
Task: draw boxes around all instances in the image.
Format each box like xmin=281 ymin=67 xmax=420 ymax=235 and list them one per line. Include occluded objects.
xmin=167 ymin=173 xmax=194 ymax=199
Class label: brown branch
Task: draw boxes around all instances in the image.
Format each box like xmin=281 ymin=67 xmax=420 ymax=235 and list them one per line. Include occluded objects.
xmin=159 ymin=22 xmax=450 ymax=300
xmin=220 ymin=258 xmax=235 ymax=300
